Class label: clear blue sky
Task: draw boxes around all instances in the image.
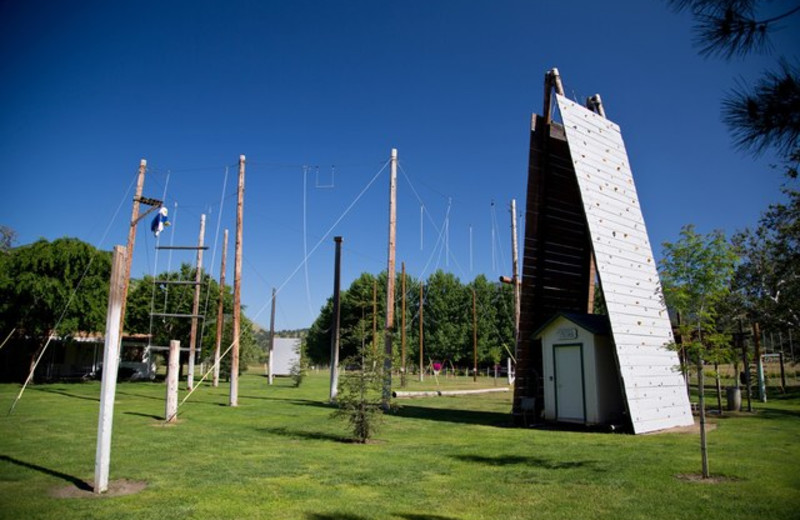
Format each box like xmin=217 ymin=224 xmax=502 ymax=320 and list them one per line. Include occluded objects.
xmin=2 ymin=1 xmax=797 ymax=331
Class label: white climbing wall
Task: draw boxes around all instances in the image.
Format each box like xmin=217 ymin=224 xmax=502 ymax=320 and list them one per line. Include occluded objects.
xmin=556 ymin=94 xmax=694 ymax=434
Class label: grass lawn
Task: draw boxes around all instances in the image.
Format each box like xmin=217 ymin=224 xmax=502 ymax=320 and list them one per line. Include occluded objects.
xmin=0 ymin=369 xmax=798 ymax=520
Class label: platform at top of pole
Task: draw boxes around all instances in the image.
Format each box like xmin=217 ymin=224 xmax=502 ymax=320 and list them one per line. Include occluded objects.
xmin=136 ymin=196 xmax=163 ymax=207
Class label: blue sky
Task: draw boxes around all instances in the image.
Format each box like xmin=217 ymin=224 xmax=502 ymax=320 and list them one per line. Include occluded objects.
xmin=2 ymin=1 xmax=797 ymax=331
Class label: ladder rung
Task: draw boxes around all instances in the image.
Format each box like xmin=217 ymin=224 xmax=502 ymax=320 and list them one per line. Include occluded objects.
xmin=150 ymin=312 xmax=205 ymax=319
xmin=156 ymin=246 xmax=209 ymax=250
xmin=154 ymin=280 xmax=205 ymax=285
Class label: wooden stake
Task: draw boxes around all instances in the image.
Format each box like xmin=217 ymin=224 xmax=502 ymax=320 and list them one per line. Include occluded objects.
xmin=268 ymin=287 xmax=276 ymax=385
xmin=119 ymin=159 xmax=147 ymax=335
xmin=187 ymin=213 xmax=206 ymax=391
xmin=94 ymin=245 xmax=126 ymax=494
xmin=400 ymin=262 xmax=406 ymax=387
xmin=330 ymin=236 xmax=343 ymax=402
xmin=230 ymin=155 xmax=245 ymax=407
xmin=384 ymin=148 xmax=398 ymax=406
xmin=165 ymin=339 xmax=180 ymax=423
xmin=213 ymin=229 xmax=228 ymax=388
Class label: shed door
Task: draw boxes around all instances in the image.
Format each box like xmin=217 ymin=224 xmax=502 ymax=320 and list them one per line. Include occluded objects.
xmin=554 ymin=344 xmax=585 ymax=422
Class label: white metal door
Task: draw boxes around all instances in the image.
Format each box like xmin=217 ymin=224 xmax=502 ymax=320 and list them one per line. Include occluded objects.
xmin=554 ymin=344 xmax=585 ymax=422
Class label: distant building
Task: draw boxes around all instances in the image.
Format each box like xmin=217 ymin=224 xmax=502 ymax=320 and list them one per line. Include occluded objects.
xmin=271 ymin=337 xmax=301 ymax=376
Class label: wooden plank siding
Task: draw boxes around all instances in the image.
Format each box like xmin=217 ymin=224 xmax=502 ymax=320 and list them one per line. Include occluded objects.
xmin=513 ymin=114 xmax=593 ymax=422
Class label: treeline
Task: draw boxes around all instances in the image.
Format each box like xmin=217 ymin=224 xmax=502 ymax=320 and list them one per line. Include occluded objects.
xmin=304 ymin=270 xmax=516 ymax=369
xmin=0 ymin=237 xmax=261 ymax=376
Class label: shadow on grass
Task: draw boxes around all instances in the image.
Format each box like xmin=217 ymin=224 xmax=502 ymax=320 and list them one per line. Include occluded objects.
xmin=123 ymin=411 xmax=163 ymax=421
xmin=453 ymin=454 xmax=600 ymax=471
xmin=29 ymin=387 xmax=99 ymax=402
xmin=393 ymin=405 xmax=512 ymax=428
xmin=239 ymin=395 xmax=334 ymax=409
xmin=258 ymin=426 xmax=348 ymax=443
xmin=0 ymin=454 xmax=91 ymax=490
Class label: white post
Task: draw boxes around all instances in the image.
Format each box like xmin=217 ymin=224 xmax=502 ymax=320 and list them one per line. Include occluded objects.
xmin=268 ymin=288 xmax=276 ymax=385
xmin=165 ymin=340 xmax=180 ymax=423
xmin=94 ymin=245 xmax=126 ymax=494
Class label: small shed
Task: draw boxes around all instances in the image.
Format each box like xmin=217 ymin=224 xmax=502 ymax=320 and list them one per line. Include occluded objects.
xmin=536 ymin=313 xmax=625 ymax=428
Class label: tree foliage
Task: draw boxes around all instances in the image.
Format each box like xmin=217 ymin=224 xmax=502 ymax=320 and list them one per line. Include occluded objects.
xmin=661 ymin=225 xmax=738 ymax=344
xmin=0 ymin=237 xmax=111 ymax=342
xmin=732 ymin=188 xmax=800 ymax=328
xmin=305 ymin=269 xmax=515 ymax=370
xmin=667 ymin=0 xmax=800 ymax=164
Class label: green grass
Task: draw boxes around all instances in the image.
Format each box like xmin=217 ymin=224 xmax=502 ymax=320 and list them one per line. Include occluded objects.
xmin=0 ymin=370 xmax=798 ymax=520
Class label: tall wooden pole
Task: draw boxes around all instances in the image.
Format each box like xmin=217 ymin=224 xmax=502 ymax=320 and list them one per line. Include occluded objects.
xmin=753 ymin=322 xmax=766 ymax=402
xmin=119 ymin=159 xmax=147 ymax=335
xmin=187 ymin=213 xmax=206 ymax=391
xmin=230 ymin=154 xmax=245 ymax=407
xmin=472 ymin=288 xmax=478 ymax=383
xmin=372 ymin=280 xmax=378 ymax=355
xmin=268 ymin=287 xmax=276 ymax=385
xmin=212 ymin=229 xmax=228 ymax=387
xmin=419 ymin=283 xmax=424 ymax=382
xmin=330 ymin=236 xmax=343 ymax=402
xmin=94 ymin=245 xmax=126 ymax=494
xmin=384 ymin=148 xmax=398 ymax=406
xmin=165 ymin=339 xmax=180 ymax=423
xmin=400 ymin=262 xmax=407 ymax=387
xmin=510 ymin=199 xmax=521 ymax=356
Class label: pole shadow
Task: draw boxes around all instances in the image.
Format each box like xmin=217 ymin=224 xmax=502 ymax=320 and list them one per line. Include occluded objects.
xmin=0 ymin=454 xmax=91 ymax=491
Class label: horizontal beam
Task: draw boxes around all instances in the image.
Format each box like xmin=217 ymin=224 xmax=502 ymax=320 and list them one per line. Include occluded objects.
xmin=154 ymin=280 xmax=205 ymax=285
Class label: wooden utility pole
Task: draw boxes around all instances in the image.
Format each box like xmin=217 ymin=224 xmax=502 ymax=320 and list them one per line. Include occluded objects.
xmin=400 ymin=262 xmax=406 ymax=387
xmin=510 ymin=199 xmax=521 ymax=355
xmin=383 ymin=149 xmax=398 ymax=405
xmin=119 ymin=159 xmax=147 ymax=335
xmin=268 ymin=287 xmax=276 ymax=385
xmin=419 ymin=283 xmax=424 ymax=382
xmin=165 ymin=340 xmax=180 ymax=423
xmin=94 ymin=245 xmax=126 ymax=494
xmin=330 ymin=236 xmax=343 ymax=402
xmin=753 ymin=322 xmax=766 ymax=402
xmin=212 ymin=229 xmax=228 ymax=387
xmin=230 ymin=155 xmax=245 ymax=407
xmin=372 ymin=280 xmax=378 ymax=355
xmin=472 ymin=288 xmax=478 ymax=383
xmin=187 ymin=214 xmax=206 ymax=391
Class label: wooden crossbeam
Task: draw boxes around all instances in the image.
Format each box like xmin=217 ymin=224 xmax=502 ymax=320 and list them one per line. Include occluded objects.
xmin=154 ymin=280 xmax=205 ymax=285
